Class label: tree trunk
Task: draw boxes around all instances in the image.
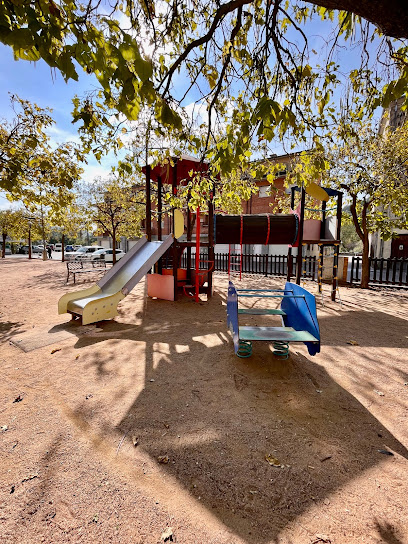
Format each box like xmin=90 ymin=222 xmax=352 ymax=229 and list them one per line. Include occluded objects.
xmin=306 ymin=0 xmax=408 ymax=39
xmin=112 ymin=229 xmax=116 ymax=265
xmin=41 ymin=205 xmax=47 ymax=261
xmin=61 ymin=233 xmax=65 ymax=262
xmin=2 ymin=232 xmax=6 ymax=258
xmin=349 ymin=194 xmax=371 ymax=289
xmin=28 ymin=224 xmax=32 ymax=259
xmin=360 ymin=233 xmax=371 ymax=289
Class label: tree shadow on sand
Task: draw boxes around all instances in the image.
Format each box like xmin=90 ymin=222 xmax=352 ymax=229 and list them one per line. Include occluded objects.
xmin=0 ymin=321 xmax=26 ymax=343
xmin=74 ymin=293 xmax=408 ymax=543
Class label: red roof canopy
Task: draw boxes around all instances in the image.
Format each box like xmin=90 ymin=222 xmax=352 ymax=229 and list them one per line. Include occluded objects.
xmin=142 ymin=155 xmax=210 ymax=185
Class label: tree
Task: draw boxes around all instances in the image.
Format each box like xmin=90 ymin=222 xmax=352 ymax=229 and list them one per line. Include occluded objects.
xmin=1 ymin=1 xmax=408 ymax=180
xmin=51 ymin=202 xmax=87 ymax=262
xmin=84 ymin=175 xmax=145 ymax=264
xmin=289 ymin=121 xmax=408 ymax=288
xmin=8 ymin=143 xmax=84 ymax=259
xmin=0 ymin=95 xmax=54 ymax=193
xmin=0 ymin=209 xmax=34 ymax=257
xmin=339 ymin=219 xmax=363 ymax=254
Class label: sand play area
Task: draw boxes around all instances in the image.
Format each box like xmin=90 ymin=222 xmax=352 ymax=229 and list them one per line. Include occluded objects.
xmin=1 ymin=258 xmax=408 ymax=544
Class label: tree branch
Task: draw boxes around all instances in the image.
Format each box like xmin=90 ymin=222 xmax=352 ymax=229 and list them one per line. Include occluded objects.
xmin=306 ymin=0 xmax=408 ymax=39
xmin=346 ymin=189 xmax=364 ymax=242
xmin=159 ymin=0 xmax=253 ymax=96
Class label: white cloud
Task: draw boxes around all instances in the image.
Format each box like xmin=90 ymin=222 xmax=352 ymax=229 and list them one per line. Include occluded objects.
xmin=0 ymin=192 xmax=12 ymax=211
xmin=81 ymin=163 xmax=113 ymax=182
xmin=46 ymin=125 xmax=81 ymax=147
xmin=184 ymin=100 xmax=209 ymax=127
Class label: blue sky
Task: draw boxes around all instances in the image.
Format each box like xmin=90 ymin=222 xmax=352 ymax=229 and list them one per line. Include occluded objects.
xmin=0 ymin=44 xmax=118 ymax=210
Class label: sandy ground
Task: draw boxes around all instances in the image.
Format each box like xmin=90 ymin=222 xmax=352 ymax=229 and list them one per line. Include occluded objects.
xmin=1 ymin=257 xmax=408 ymax=544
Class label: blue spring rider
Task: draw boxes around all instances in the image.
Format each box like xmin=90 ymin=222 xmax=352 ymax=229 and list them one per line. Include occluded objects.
xmin=227 ymin=281 xmax=320 ymax=358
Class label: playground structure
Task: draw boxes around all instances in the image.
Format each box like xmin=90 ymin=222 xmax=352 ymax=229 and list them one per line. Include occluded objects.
xmin=58 ymin=156 xmax=336 ymax=335
xmin=287 ymin=183 xmax=343 ymax=302
xmin=227 ymin=281 xmax=320 ymax=358
xmin=143 ymin=156 xmax=300 ymax=302
xmin=58 ymin=156 xmax=212 ymax=323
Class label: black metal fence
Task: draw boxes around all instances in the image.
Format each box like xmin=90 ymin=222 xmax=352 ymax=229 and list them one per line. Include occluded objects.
xmin=350 ymin=256 xmax=408 ymax=287
xmin=180 ymin=252 xmax=408 ymax=287
xmin=181 ymin=252 xmax=317 ymax=279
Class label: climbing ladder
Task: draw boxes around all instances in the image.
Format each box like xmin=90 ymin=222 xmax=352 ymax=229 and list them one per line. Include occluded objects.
xmin=228 ymin=244 xmax=242 ymax=280
xmin=305 ymin=242 xmax=342 ymax=307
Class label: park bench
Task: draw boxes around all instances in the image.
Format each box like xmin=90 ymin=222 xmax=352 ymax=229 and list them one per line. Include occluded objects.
xmin=66 ymin=260 xmax=106 ymax=284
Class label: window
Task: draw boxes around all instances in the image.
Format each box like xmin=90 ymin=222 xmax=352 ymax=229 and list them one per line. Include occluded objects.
xmin=258 ymin=186 xmax=270 ymax=198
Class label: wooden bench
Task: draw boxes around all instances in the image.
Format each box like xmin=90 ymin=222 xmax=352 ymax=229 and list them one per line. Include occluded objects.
xmin=66 ymin=261 xmax=106 ymax=284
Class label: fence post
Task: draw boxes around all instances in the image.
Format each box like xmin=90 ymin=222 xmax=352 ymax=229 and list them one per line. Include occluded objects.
xmin=350 ymin=256 xmax=355 ymax=284
xmin=265 ymin=254 xmax=268 ymax=277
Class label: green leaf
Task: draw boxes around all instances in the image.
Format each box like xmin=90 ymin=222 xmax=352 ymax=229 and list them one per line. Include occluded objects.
xmin=133 ymin=56 xmax=153 ymax=83
xmin=158 ymin=102 xmax=182 ymax=130
xmin=119 ymin=42 xmax=139 ymax=62
xmin=14 ymin=47 xmax=41 ymax=61
xmin=122 ymin=99 xmax=140 ymax=121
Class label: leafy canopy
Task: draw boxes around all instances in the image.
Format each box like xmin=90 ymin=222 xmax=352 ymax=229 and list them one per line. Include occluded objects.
xmin=286 ymin=119 xmax=408 ymax=287
xmin=0 ymin=95 xmax=54 ymax=192
xmin=8 ymin=142 xmax=85 ymax=216
xmin=1 ymin=0 xmax=408 ymax=178
xmin=83 ymin=174 xmax=146 ymax=243
xmin=290 ymin=122 xmax=408 ymax=241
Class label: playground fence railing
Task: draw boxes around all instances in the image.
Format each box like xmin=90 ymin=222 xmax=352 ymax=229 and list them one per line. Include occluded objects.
xmin=349 ymin=256 xmax=408 ymax=287
xmin=181 ymin=252 xmax=317 ymax=280
xmin=180 ymin=253 xmax=408 ymax=288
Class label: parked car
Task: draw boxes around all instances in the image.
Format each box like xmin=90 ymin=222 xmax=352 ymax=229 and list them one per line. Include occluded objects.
xmin=0 ymin=244 xmax=11 ymax=255
xmin=65 ymin=245 xmax=74 ymax=252
xmin=104 ymin=249 xmax=126 ymax=263
xmin=54 ymin=243 xmax=63 ymax=251
xmin=18 ymin=244 xmax=49 ymax=254
xmin=89 ymin=248 xmax=126 ymax=263
xmin=65 ymin=246 xmax=105 ymax=261
xmin=73 ymin=245 xmax=82 ymax=250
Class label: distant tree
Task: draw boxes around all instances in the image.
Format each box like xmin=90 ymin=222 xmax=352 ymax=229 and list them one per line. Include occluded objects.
xmin=85 ymin=175 xmax=145 ymax=264
xmin=289 ymin=121 xmax=408 ymax=288
xmin=340 ymin=218 xmax=363 ymax=254
xmin=8 ymin=143 xmax=84 ymax=259
xmin=0 ymin=95 xmax=54 ymax=193
xmin=0 ymin=209 xmax=31 ymax=257
xmin=51 ymin=202 xmax=87 ymax=261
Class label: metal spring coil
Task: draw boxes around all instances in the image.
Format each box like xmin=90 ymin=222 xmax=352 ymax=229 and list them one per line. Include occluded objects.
xmin=237 ymin=340 xmax=252 ymax=358
xmin=273 ymin=341 xmax=290 ymax=359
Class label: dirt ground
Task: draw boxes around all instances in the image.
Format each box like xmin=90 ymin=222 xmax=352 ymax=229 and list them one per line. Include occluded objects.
xmin=1 ymin=258 xmax=408 ymax=544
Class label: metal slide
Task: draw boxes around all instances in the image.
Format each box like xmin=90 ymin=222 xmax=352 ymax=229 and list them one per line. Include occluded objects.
xmin=58 ymin=236 xmax=174 ymax=325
